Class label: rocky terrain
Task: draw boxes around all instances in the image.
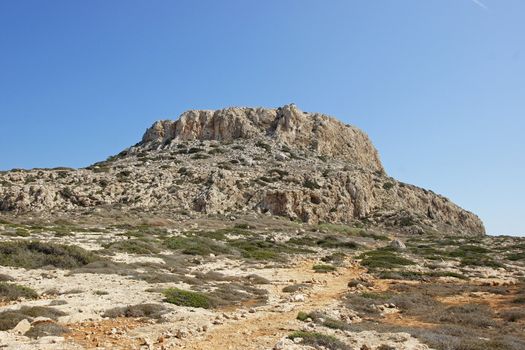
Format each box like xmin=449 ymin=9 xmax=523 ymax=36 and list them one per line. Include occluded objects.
xmin=0 ymin=104 xmax=483 ymax=236
xmin=1 ymin=104 xmax=523 ymax=350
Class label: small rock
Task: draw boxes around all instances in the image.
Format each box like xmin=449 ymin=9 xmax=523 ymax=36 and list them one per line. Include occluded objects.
xmin=175 ymin=328 xmax=188 ymax=339
xmin=293 ymin=337 xmax=303 ymax=344
xmin=389 ymin=239 xmax=407 ymax=251
xmin=13 ymin=319 xmax=31 ymax=335
xmin=290 ymin=294 xmax=305 ymax=302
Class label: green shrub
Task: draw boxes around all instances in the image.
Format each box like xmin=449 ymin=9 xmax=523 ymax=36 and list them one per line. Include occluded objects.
xmin=382 ymin=182 xmax=395 ymax=190
xmin=163 ymin=288 xmax=212 ymax=309
xmin=0 ymin=241 xmax=101 ymax=269
xmin=297 ymin=311 xmax=349 ymax=330
xmin=288 ymin=331 xmax=350 ymax=350
xmin=313 ymin=264 xmax=336 ymax=273
xmin=25 ymin=323 xmax=70 ymax=338
xmin=297 ymin=311 xmax=309 ymax=321
xmin=164 ymin=236 xmax=231 ymax=256
xmin=255 ymin=141 xmax=271 ymax=152
xmin=506 ymin=252 xmax=525 ymax=261
xmin=283 ymin=283 xmax=309 ymax=293
xmin=303 ymin=179 xmax=321 ymax=190
xmin=230 ymin=239 xmax=308 ymax=261
xmin=103 ymin=303 xmax=167 ymax=319
xmin=0 ymin=306 xmax=66 ymax=330
xmin=358 ymin=247 xmax=415 ymax=269
xmin=104 ymin=239 xmax=160 ymax=254
xmin=0 ymin=282 xmax=38 ymax=301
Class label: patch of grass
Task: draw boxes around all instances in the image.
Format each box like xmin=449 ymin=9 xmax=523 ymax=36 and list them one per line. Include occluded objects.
xmin=163 ymin=288 xmax=212 ymax=309
xmin=435 ymin=304 xmax=497 ymax=328
xmin=382 ymin=182 xmax=395 ymax=190
xmin=315 ymin=235 xmax=359 ymax=249
xmin=409 ymin=244 xmax=446 ymax=260
xmin=25 ymin=322 xmax=70 ymax=338
xmin=297 ymin=311 xmax=310 ymax=321
xmin=288 ymin=331 xmax=350 ymax=350
xmin=313 ymin=264 xmax=336 ymax=273
xmin=204 ymin=282 xmax=268 ymax=308
xmin=303 ymin=179 xmax=321 ymax=190
xmin=0 ymin=282 xmax=38 ymax=301
xmin=0 ymin=241 xmax=101 ymax=269
xmin=255 ymin=141 xmax=271 ymax=152
xmin=507 ymin=252 xmax=525 ymax=261
xmin=283 ymin=283 xmax=309 ymax=293
xmin=0 ymin=306 xmax=66 ymax=331
xmin=164 ymin=236 xmax=232 ymax=256
xmin=446 ymin=245 xmax=503 ymax=268
xmin=245 ymin=274 xmax=270 ymax=285
xmin=357 ymin=247 xmax=415 ymax=270
xmin=321 ymin=252 xmax=346 ymax=265
xmin=103 ymin=303 xmax=167 ymax=319
xmin=104 ymin=239 xmax=160 ymax=255
xmin=359 ymin=292 xmax=391 ymax=300
xmin=500 ymin=309 xmax=525 ymax=322
xmin=229 ymin=238 xmax=308 ymax=261
xmin=135 ymin=272 xmax=182 ymax=284
xmin=0 ymin=274 xmax=14 ymax=281
xmin=512 ymin=295 xmax=525 ymax=304
xmin=297 ymin=311 xmax=349 ymax=331
xmin=288 ymin=234 xmax=358 ymax=250
xmin=376 ymin=270 xmax=468 ymax=281
xmin=460 ymin=256 xmax=503 ymax=268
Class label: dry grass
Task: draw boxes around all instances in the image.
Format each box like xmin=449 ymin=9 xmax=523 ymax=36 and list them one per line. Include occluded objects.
xmin=103 ymin=303 xmax=167 ymax=319
xmin=0 ymin=282 xmax=38 ymax=301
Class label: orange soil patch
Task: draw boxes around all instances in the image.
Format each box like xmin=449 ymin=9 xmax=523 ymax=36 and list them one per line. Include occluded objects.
xmin=65 ymin=317 xmax=146 ymax=350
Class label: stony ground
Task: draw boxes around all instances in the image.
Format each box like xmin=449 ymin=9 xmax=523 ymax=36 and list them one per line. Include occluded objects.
xmin=0 ymin=214 xmax=524 ymax=350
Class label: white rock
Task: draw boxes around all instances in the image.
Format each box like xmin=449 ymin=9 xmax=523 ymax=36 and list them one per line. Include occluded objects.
xmin=12 ymin=319 xmax=31 ymax=335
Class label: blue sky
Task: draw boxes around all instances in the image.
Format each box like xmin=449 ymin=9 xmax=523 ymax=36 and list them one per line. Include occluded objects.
xmin=0 ymin=0 xmax=523 ymax=236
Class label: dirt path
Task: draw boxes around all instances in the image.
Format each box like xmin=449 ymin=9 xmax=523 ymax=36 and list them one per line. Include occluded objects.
xmin=183 ymin=260 xmax=362 ymax=350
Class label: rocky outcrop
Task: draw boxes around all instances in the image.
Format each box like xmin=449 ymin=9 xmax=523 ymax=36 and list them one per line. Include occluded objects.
xmin=0 ymin=104 xmax=485 ymax=235
xmin=141 ymin=104 xmax=384 ymax=174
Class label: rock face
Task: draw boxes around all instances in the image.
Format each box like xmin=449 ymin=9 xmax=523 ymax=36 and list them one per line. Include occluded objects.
xmin=0 ymin=104 xmax=485 ymax=235
xmin=141 ymin=104 xmax=384 ymax=173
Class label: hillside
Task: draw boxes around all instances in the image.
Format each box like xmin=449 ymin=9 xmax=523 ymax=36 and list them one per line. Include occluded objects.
xmin=0 ymin=104 xmax=484 ymax=236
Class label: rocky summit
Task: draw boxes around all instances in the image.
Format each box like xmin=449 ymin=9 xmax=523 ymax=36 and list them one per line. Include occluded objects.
xmin=0 ymin=104 xmax=483 ymax=235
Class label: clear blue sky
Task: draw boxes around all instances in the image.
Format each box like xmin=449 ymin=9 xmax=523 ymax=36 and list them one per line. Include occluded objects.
xmin=0 ymin=1 xmax=523 ymax=236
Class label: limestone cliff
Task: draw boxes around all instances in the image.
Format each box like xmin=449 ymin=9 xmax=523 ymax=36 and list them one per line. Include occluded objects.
xmin=0 ymin=104 xmax=485 ymax=235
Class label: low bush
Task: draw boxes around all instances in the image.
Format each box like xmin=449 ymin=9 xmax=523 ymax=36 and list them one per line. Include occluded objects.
xmin=357 ymin=247 xmax=415 ymax=270
xmin=104 ymin=239 xmax=160 ymax=255
xmin=297 ymin=311 xmax=349 ymax=331
xmin=0 ymin=282 xmax=38 ymax=301
xmin=163 ymin=288 xmax=212 ymax=309
xmin=0 ymin=306 xmax=66 ymax=331
xmin=103 ymin=303 xmax=167 ymax=319
xmin=204 ymin=282 xmax=267 ymax=308
xmin=229 ymin=238 xmax=307 ymax=261
xmin=25 ymin=322 xmax=70 ymax=338
xmin=0 ymin=241 xmax=101 ymax=269
xmin=288 ymin=331 xmax=350 ymax=350
xmin=313 ymin=264 xmax=336 ymax=273
xmin=500 ymin=309 xmax=525 ymax=322
xmin=0 ymin=274 xmax=14 ymax=281
xmin=164 ymin=236 xmax=232 ymax=256
xmin=283 ymin=283 xmax=309 ymax=293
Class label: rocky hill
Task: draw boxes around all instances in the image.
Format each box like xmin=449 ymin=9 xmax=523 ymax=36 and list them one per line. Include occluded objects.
xmin=0 ymin=104 xmax=484 ymax=235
